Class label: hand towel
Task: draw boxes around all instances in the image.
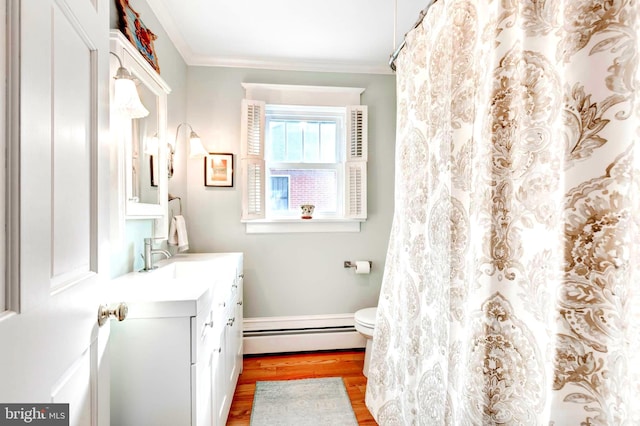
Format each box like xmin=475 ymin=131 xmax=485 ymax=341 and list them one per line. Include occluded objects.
xmin=169 ymin=215 xmax=189 ymax=252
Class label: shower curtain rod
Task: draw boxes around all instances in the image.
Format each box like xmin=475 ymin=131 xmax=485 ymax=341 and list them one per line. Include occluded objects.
xmin=388 ymin=0 xmax=438 ymax=71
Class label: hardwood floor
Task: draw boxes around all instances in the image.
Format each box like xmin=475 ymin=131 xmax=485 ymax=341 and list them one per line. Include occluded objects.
xmin=227 ymin=349 xmax=378 ymax=425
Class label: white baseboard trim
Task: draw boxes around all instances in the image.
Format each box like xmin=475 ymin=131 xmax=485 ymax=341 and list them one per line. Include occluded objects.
xmin=243 ymin=314 xmax=366 ymax=355
xmin=243 ymin=331 xmax=366 ymax=355
xmin=243 ymin=313 xmax=357 ymax=331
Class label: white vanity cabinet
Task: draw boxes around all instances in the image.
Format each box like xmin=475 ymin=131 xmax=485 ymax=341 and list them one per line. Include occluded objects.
xmin=109 ymin=253 xmax=244 ymax=426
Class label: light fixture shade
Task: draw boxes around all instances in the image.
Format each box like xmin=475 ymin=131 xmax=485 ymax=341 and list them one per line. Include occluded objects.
xmin=188 ymin=132 xmax=208 ymax=158
xmin=144 ymin=133 xmax=159 ymax=155
xmin=113 ymin=73 xmax=149 ymax=119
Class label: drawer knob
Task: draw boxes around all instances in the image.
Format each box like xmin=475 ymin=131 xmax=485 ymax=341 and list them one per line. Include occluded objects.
xmin=227 ymin=317 xmax=235 ymax=326
xmin=237 ymin=300 xmax=243 ymax=306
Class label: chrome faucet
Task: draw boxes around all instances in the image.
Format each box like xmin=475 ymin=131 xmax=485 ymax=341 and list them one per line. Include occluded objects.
xmin=141 ymin=238 xmax=171 ymax=271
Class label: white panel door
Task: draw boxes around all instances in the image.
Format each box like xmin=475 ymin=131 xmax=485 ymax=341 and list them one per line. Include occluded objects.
xmin=0 ymin=0 xmax=111 ymax=424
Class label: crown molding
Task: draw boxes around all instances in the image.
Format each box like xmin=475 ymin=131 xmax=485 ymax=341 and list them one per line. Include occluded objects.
xmin=146 ymin=0 xmax=394 ymax=76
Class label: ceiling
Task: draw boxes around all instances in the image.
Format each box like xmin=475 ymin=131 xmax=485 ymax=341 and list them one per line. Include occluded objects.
xmin=146 ymin=0 xmax=429 ymax=74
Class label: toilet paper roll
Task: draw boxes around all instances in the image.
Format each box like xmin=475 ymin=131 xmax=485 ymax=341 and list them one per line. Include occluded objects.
xmin=355 ymin=261 xmax=371 ymax=274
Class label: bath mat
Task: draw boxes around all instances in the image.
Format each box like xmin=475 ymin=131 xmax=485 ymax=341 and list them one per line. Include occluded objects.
xmin=249 ymin=377 xmax=358 ymax=426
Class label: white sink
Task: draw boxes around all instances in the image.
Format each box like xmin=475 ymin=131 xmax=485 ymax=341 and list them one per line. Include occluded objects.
xmin=152 ymin=253 xmax=237 ymax=284
xmin=145 ymin=259 xmax=213 ymax=280
xmin=107 ymin=253 xmax=239 ymax=319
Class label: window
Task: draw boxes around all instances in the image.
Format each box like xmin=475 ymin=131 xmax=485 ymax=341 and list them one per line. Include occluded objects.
xmin=240 ymin=85 xmax=367 ymax=232
xmin=266 ymin=105 xmax=343 ymax=218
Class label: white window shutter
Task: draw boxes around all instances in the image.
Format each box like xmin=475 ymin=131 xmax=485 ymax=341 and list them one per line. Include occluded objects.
xmin=346 ymin=105 xmax=367 ymax=161
xmin=241 ymin=99 xmax=265 ymax=220
xmin=241 ymin=159 xmax=265 ymax=219
xmin=345 ymin=162 xmax=367 ymax=219
xmin=345 ymin=105 xmax=367 ymax=219
xmin=241 ymin=99 xmax=265 ymax=159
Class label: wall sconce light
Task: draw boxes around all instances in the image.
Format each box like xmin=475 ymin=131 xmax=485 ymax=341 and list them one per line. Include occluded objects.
xmin=168 ymin=123 xmax=208 ymax=178
xmin=144 ymin=133 xmax=159 ymax=155
xmin=110 ymin=52 xmax=149 ymax=119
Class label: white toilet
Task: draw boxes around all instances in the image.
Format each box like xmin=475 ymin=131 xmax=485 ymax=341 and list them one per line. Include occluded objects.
xmin=354 ymin=307 xmax=377 ymax=377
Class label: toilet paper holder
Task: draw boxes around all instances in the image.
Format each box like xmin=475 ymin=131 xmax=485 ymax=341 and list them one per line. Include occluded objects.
xmin=344 ymin=261 xmax=372 ymax=269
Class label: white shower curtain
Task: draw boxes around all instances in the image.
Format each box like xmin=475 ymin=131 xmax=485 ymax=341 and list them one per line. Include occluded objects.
xmin=366 ymin=0 xmax=640 ymax=424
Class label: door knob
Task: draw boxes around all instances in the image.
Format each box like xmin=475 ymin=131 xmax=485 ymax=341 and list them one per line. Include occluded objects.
xmin=97 ymin=302 xmax=128 ymax=327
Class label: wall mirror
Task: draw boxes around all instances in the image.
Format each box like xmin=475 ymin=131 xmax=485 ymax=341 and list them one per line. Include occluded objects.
xmin=110 ymin=30 xmax=171 ymax=240
xmin=130 ymin=83 xmax=159 ymax=206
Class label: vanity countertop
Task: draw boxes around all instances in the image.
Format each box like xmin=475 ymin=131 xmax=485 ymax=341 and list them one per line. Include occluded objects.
xmin=107 ymin=252 xmax=242 ymax=319
xmin=107 ymin=275 xmax=212 ymax=319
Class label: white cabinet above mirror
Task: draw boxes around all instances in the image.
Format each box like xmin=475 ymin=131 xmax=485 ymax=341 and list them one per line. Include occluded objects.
xmin=109 ymin=30 xmax=171 ymax=241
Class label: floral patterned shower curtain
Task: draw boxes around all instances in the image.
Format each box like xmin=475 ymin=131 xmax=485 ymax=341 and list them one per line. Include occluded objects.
xmin=366 ymin=0 xmax=640 ymax=424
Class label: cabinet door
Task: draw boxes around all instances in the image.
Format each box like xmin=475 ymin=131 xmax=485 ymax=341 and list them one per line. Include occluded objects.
xmin=219 ymin=301 xmax=235 ymax=422
xmin=211 ymin=338 xmax=225 ymax=425
xmin=192 ymin=353 xmax=212 ymax=426
xmin=212 ymin=254 xmax=244 ymax=425
xmin=193 ymin=306 xmax=216 ymax=426
xmin=232 ymin=271 xmax=244 ymax=376
xmin=111 ymin=317 xmax=192 ymax=425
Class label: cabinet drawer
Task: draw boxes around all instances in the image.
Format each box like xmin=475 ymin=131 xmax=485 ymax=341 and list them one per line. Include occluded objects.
xmin=192 ymin=300 xmax=228 ymax=364
xmin=192 ymin=306 xmax=213 ymax=364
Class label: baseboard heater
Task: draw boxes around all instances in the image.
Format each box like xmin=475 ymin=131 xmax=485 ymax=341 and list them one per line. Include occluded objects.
xmin=243 ymin=314 xmax=366 ymax=355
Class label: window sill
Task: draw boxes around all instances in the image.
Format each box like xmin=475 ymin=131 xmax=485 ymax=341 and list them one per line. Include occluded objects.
xmin=242 ymin=218 xmax=364 ymax=234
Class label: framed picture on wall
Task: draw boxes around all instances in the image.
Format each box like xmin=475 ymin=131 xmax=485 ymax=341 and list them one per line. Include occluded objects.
xmin=115 ymin=0 xmax=160 ymax=73
xmin=204 ymin=153 xmax=234 ymax=187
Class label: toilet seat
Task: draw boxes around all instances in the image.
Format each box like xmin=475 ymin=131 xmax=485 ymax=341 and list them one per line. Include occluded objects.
xmin=355 ymin=307 xmax=377 ymax=337
xmin=355 ymin=307 xmax=377 ymax=328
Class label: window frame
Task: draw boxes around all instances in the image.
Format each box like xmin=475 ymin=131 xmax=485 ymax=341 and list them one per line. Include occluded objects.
xmin=240 ymin=84 xmax=367 ymax=234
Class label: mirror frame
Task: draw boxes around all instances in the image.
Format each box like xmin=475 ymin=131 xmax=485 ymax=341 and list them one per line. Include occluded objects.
xmin=110 ymin=30 xmax=171 ymax=241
